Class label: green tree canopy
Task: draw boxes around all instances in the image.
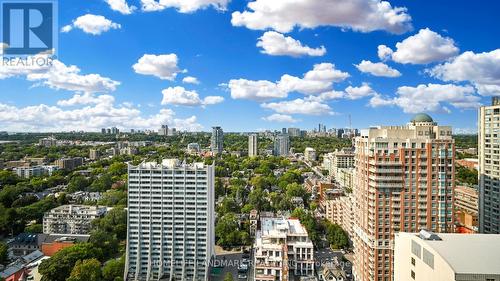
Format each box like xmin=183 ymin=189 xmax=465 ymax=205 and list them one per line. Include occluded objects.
xmin=67 ymin=258 xmax=102 ymax=281
xmin=39 ymin=243 xmax=103 ymax=281
xmin=102 ymin=256 xmax=125 ymax=281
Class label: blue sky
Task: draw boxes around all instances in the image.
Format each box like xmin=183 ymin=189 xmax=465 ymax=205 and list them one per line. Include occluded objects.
xmin=1 ymin=0 xmax=499 ymax=132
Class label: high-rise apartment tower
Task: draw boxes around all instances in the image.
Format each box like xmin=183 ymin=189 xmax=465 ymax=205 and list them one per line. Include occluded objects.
xmin=479 ymin=97 xmax=500 ymax=233
xmin=353 ymin=114 xmax=455 ymax=281
xmin=125 ymin=159 xmax=215 ymax=281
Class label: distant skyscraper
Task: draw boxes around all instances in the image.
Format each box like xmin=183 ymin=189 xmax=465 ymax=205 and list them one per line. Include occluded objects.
xmin=353 ymin=114 xmax=455 ymax=281
xmin=282 ymin=128 xmax=287 ymax=134
xmin=111 ymin=127 xmax=119 ymax=134
xmin=125 ymin=159 xmax=215 ymax=281
xmin=101 ymin=128 xmax=106 ymax=134
xmin=479 ymin=97 xmax=500 ymax=234
xmin=288 ymin=128 xmax=301 ymax=137
xmin=211 ymin=126 xmax=224 ymax=155
xmin=248 ymin=134 xmax=258 ymax=157
xmin=274 ymin=134 xmax=290 ymax=156
xmin=336 ymin=128 xmax=344 ymax=138
xmin=318 ymin=123 xmax=326 ymax=133
xmin=158 ymin=125 xmax=168 ymax=136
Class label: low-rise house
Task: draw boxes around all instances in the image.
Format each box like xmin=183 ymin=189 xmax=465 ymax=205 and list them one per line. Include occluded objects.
xmin=0 ymin=251 xmax=45 ymax=281
xmin=41 ymin=234 xmax=90 ymax=256
xmin=291 ymin=197 xmax=304 ymax=209
xmin=317 ymin=263 xmax=347 ymax=281
xmin=8 ymin=233 xmax=46 ymax=258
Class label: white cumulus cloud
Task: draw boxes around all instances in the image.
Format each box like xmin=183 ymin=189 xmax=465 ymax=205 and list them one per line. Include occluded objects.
xmin=231 ymin=0 xmax=412 ymax=34
xmin=428 ymin=49 xmax=500 ymax=96
xmin=0 ymin=94 xmax=202 ymax=132
xmin=161 ymin=86 xmax=223 ymax=107
xmin=257 ymin=31 xmax=326 ymax=57
xmin=369 ymin=83 xmax=480 ymax=113
xmin=355 ymin=60 xmax=401 ymax=77
xmin=105 ymin=0 xmax=137 ymax=14
xmin=345 ymin=83 xmax=378 ymax=99
xmin=133 ymin=54 xmax=184 ymax=80
xmin=262 ymin=98 xmax=333 ymax=116
xmin=141 ymin=0 xmax=230 ymax=13
xmin=227 ymin=63 xmax=349 ymax=101
xmin=57 ymin=93 xmax=115 ymax=106
xmin=61 ymin=14 xmax=121 ymax=35
xmin=377 ymin=45 xmax=393 ymax=61
xmin=379 ymin=28 xmax=459 ymax=64
xmin=182 ymin=76 xmax=200 ymax=84
xmin=0 ymin=58 xmax=120 ymax=93
xmin=262 ymin=114 xmax=299 ymax=123
xmin=227 ymin=79 xmax=286 ymax=101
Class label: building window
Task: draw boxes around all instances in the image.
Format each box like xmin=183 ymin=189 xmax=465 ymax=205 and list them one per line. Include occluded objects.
xmin=411 ymin=240 xmax=421 ymax=258
xmin=411 ymin=257 xmax=415 ymax=266
xmin=411 ymin=270 xmax=415 ymax=279
xmin=423 ymin=248 xmax=434 ymax=269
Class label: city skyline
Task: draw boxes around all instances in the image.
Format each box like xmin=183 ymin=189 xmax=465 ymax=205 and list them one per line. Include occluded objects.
xmin=1 ymin=0 xmax=499 ymax=133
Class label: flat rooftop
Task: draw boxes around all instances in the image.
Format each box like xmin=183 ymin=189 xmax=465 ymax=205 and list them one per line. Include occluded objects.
xmin=405 ymin=233 xmax=500 ymax=275
xmin=135 ymin=159 xmax=208 ymax=169
xmin=260 ymin=218 xmax=308 ymax=237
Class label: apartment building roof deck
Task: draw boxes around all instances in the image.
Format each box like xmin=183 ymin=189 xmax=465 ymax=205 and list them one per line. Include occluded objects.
xmin=132 ymin=159 xmax=209 ymax=169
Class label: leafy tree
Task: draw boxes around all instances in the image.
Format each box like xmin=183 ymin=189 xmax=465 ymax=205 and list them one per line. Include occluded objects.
xmin=241 ymin=203 xmax=254 ymax=214
xmin=325 ymin=223 xmax=349 ymax=249
xmin=108 ymin=162 xmax=127 ymax=177
xmin=223 ymin=272 xmax=234 ymax=281
xmin=456 ymin=165 xmax=478 ymax=186
xmin=98 ymin=189 xmax=127 ymax=206
xmin=92 ymin=207 xmax=127 ymax=240
xmin=89 ymin=229 xmax=119 ymax=259
xmin=291 ymin=208 xmax=321 ymax=246
xmin=250 ymin=176 xmax=271 ymax=190
xmin=102 ymin=256 xmax=125 ymax=281
xmin=67 ymin=176 xmax=90 ymax=193
xmin=0 ymin=185 xmax=28 ymax=208
xmin=454 ymin=134 xmax=478 ymax=149
xmin=24 ymin=224 xmax=43 ymax=233
xmin=11 ymin=194 xmax=38 ymax=208
xmin=90 ymin=174 xmax=113 ymax=192
xmin=248 ymin=188 xmax=271 ymax=211
xmin=0 ymin=242 xmax=8 ymax=265
xmin=0 ymin=170 xmax=20 ymax=186
xmin=17 ymin=196 xmax=58 ymax=222
xmin=67 ymin=258 xmax=102 ymax=281
xmin=285 ymin=183 xmax=307 ymax=199
xmin=218 ymin=197 xmax=240 ymax=215
xmin=39 ymin=243 xmax=103 ymax=281
xmin=215 ymin=178 xmax=225 ymax=199
xmin=215 ymin=213 xmax=248 ymax=248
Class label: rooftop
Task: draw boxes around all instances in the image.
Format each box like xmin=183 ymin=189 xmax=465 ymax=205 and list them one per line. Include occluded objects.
xmin=260 ymin=217 xmax=308 ymax=237
xmin=48 ymin=204 xmax=108 ymax=214
xmin=411 ymin=113 xmax=434 ymax=123
xmin=402 ymin=232 xmax=500 ymax=275
xmin=135 ymin=159 xmax=208 ymax=169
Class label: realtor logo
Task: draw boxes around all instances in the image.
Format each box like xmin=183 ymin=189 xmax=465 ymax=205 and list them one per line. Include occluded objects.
xmin=1 ymin=0 xmax=57 ymax=55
